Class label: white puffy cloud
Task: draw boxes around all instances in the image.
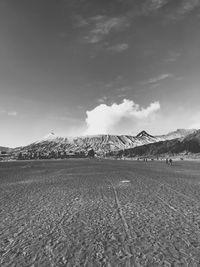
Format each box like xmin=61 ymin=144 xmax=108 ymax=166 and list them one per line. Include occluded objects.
xmin=85 ymin=99 xmax=160 ymax=135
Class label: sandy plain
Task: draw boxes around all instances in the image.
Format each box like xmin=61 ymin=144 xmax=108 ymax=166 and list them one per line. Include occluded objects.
xmin=1 ymin=159 xmax=200 ymax=266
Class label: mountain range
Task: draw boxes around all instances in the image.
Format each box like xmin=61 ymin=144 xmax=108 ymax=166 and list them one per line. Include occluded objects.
xmin=115 ymin=129 xmax=200 ymax=159
xmin=11 ymin=128 xmax=196 ymax=159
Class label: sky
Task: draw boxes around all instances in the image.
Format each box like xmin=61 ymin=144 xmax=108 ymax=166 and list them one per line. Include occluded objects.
xmin=0 ymin=0 xmax=200 ymax=147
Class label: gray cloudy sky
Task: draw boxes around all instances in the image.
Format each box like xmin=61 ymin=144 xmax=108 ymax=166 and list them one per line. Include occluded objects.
xmin=1 ymin=0 xmax=200 ymax=147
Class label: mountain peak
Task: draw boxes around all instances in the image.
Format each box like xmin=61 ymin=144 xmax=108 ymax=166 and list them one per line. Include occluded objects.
xmin=136 ymin=130 xmax=154 ymax=138
xmin=33 ymin=132 xmax=60 ymax=144
xmin=49 ymin=131 xmax=56 ymax=136
xmin=43 ymin=131 xmax=56 ymax=139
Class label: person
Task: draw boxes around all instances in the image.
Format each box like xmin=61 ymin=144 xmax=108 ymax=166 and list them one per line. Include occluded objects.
xmin=169 ymin=158 xmax=173 ymax=165
xmin=166 ymin=158 xmax=169 ymax=165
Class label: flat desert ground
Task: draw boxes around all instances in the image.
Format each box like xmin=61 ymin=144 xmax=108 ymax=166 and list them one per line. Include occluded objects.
xmin=1 ymin=159 xmax=200 ymax=266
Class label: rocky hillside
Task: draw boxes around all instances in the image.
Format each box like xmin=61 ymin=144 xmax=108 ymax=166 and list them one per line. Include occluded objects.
xmin=0 ymin=146 xmax=11 ymax=153
xmin=13 ymin=129 xmax=196 ymax=159
xmin=116 ymin=129 xmax=200 ymax=158
xmin=15 ymin=131 xmax=160 ymax=155
xmin=157 ymin=128 xmax=195 ymax=141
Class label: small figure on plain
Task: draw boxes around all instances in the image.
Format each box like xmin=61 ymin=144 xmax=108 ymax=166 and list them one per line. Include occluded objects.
xmin=169 ymin=158 xmax=173 ymax=165
xmin=166 ymin=158 xmax=169 ymax=165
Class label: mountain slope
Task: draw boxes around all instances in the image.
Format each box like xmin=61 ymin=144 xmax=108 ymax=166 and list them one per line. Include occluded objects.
xmin=16 ymin=131 xmax=162 ymax=153
xmin=0 ymin=146 xmax=11 ymax=152
xmin=116 ymin=129 xmax=200 ymax=158
xmin=157 ymin=129 xmax=195 ymax=141
xmin=14 ymin=129 xmax=196 ymax=159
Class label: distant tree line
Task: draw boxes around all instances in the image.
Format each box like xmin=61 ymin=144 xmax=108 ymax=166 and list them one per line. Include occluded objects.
xmin=17 ymin=149 xmax=95 ymax=160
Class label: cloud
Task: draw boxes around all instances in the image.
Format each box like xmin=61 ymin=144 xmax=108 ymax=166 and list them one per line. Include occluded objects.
xmin=73 ymin=0 xmax=199 ymax=39
xmin=89 ymin=42 xmax=128 ymax=57
xmin=85 ymin=99 xmax=160 ymax=135
xmin=84 ymin=15 xmax=130 ymax=43
xmin=107 ymin=43 xmax=129 ymax=53
xmin=0 ymin=109 xmax=17 ymax=116
xmin=116 ymin=86 xmax=132 ymax=92
xmin=178 ymin=0 xmax=200 ymax=15
xmin=164 ymin=51 xmax=180 ymax=63
xmin=73 ymin=14 xmax=89 ymax=28
xmin=141 ymin=0 xmax=200 ymax=20
xmin=143 ymin=0 xmax=169 ymax=13
xmin=97 ymin=96 xmax=109 ymax=104
xmin=148 ymin=74 xmax=171 ymax=83
xmin=141 ymin=73 xmax=172 ymax=85
xmin=8 ymin=111 xmax=17 ymax=116
xmin=75 ymin=0 xmax=199 ymax=46
xmin=165 ymin=0 xmax=200 ymax=21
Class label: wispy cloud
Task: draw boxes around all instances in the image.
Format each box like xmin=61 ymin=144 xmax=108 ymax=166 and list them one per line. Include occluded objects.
xmin=107 ymin=43 xmax=129 ymax=53
xmin=138 ymin=0 xmax=200 ymax=19
xmin=97 ymin=93 xmax=127 ymax=105
xmin=116 ymin=86 xmax=133 ymax=92
xmin=8 ymin=111 xmax=17 ymax=116
xmin=164 ymin=51 xmax=181 ymax=63
xmin=149 ymin=83 xmax=161 ymax=89
xmin=177 ymin=0 xmax=200 ymax=15
xmin=0 ymin=109 xmax=17 ymax=116
xmin=84 ymin=15 xmax=130 ymax=43
xmin=148 ymin=74 xmax=172 ymax=83
xmin=143 ymin=0 xmax=169 ymax=13
xmin=165 ymin=0 xmax=200 ymax=21
xmin=74 ymin=0 xmax=200 ymax=41
xmin=141 ymin=73 xmax=172 ymax=85
xmin=73 ymin=14 xmax=89 ymax=28
xmin=75 ymin=0 xmax=199 ymax=47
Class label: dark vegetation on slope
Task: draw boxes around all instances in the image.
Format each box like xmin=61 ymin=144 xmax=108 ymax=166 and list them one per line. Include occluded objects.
xmin=115 ymin=130 xmax=200 ymax=157
xmin=0 ymin=146 xmax=11 ymax=152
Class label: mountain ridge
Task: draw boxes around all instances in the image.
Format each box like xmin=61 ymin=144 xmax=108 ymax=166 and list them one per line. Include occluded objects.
xmin=30 ymin=128 xmax=196 ymax=145
xmin=12 ymin=128 xmax=196 ymax=159
xmin=114 ymin=129 xmax=200 ymax=158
